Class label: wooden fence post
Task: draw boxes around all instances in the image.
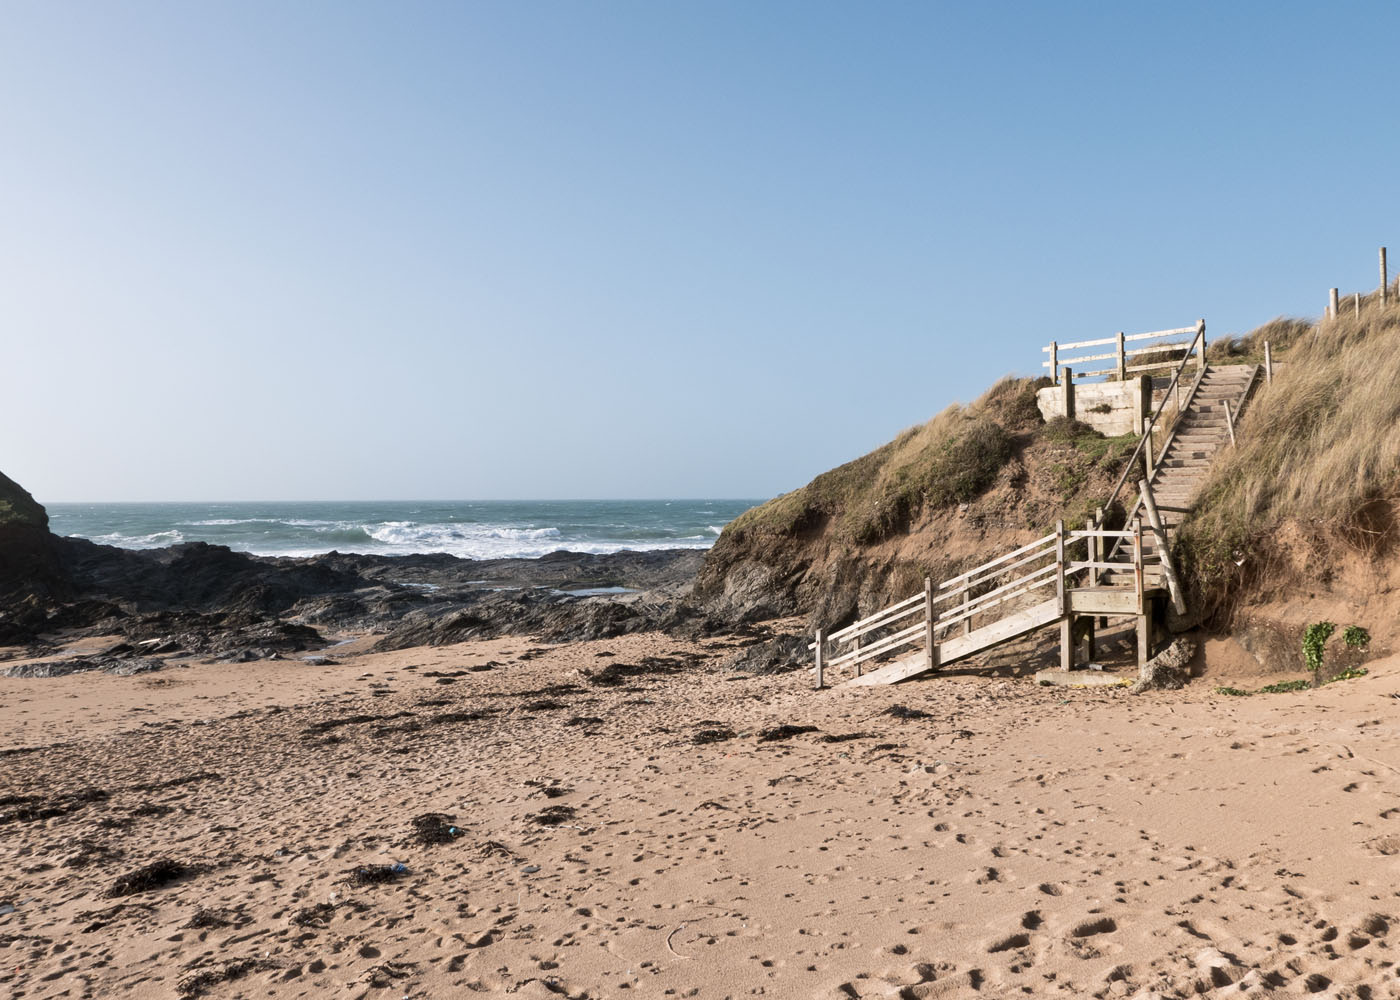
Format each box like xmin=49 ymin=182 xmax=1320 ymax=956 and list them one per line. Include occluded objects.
xmin=1062 ymin=367 xmax=1075 ymax=421
xmin=1330 ymin=287 xmax=1340 ymax=320
xmin=1049 ymin=341 xmax=1058 ymax=384
xmin=814 ymin=628 xmax=824 ymax=689
xmin=1382 ymin=247 xmax=1388 ymax=305
xmin=1354 ymin=292 xmax=1361 ymax=318
xmin=1132 ymin=516 xmax=1145 ymax=614
xmin=1054 ymin=520 xmax=1066 ymax=616
xmin=1116 ymin=331 xmax=1126 ymax=381
xmin=923 ymin=577 xmax=937 ymax=673
xmin=852 ymin=629 xmax=861 ymax=678
xmin=1264 ymin=341 xmax=1273 ymax=384
xmin=1056 ymin=520 xmax=1072 ymax=671
xmin=1195 ymin=319 xmax=1206 ymax=373
xmin=1223 ymin=400 xmax=1237 ymax=448
xmin=962 ymin=585 xmax=972 ymax=636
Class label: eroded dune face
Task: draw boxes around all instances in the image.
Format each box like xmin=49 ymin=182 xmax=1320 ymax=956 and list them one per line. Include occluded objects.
xmin=3 ymin=620 xmax=1398 ymax=998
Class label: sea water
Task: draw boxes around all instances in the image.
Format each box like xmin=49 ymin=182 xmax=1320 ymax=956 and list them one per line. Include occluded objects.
xmin=46 ymin=499 xmax=761 ymax=560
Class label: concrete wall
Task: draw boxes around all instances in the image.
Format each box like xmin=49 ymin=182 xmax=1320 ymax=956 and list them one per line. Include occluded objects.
xmin=1037 ymin=376 xmax=1153 ymax=437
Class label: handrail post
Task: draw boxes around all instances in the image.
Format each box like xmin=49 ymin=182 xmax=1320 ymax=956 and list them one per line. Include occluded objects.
xmin=1264 ymin=342 xmax=1273 ymax=384
xmin=1195 ymin=319 xmax=1206 ymax=374
xmin=1143 ymin=415 xmax=1155 ymax=481
xmin=1061 ymin=367 xmax=1075 ymax=420
xmin=814 ymin=628 xmax=824 ymax=689
xmin=852 ymin=628 xmax=861 ymax=678
xmin=923 ymin=577 xmax=936 ymax=673
xmin=1088 ymin=524 xmax=1100 ymax=588
xmin=962 ymin=584 xmax=972 ymax=636
xmin=1132 ymin=516 xmax=1144 ymax=614
xmin=1116 ymin=331 xmax=1126 ymax=381
xmin=1139 ymin=479 xmax=1187 ymax=616
xmin=1049 ymin=341 xmax=1058 ymax=384
xmin=1054 ymin=520 xmax=1066 ymax=616
xmin=1223 ymin=400 xmax=1237 ymax=448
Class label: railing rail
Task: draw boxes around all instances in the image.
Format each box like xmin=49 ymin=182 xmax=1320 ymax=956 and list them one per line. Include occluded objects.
xmin=812 ymin=521 xmax=1150 ymax=684
xmin=1043 ymin=322 xmax=1203 ymax=384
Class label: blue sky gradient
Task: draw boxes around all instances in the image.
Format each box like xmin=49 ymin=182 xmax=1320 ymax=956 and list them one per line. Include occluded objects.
xmin=2 ymin=1 xmax=1396 ymax=501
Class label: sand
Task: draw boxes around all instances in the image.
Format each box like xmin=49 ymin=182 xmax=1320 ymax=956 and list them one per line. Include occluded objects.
xmin=2 ymin=628 xmax=1399 ymax=999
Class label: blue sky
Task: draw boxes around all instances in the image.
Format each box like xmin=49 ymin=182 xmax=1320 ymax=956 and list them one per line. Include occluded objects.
xmin=1 ymin=1 xmax=1395 ymax=502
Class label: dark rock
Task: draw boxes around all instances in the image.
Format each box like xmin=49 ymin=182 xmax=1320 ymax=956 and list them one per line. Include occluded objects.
xmin=718 ymin=634 xmax=809 ymax=674
xmin=2 ymin=655 xmax=165 ymax=678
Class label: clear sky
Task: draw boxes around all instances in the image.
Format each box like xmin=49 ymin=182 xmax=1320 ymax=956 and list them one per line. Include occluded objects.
xmin=2 ymin=1 xmax=1395 ymax=502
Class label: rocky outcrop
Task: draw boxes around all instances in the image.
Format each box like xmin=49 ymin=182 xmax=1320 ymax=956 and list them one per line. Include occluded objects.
xmin=0 ymin=471 xmax=68 ymax=635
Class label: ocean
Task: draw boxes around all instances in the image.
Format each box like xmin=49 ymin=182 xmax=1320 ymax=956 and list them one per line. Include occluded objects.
xmin=45 ymin=499 xmax=762 ymax=561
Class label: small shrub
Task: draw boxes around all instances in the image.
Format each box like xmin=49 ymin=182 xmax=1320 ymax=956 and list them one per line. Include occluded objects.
xmin=1214 ymin=686 xmax=1251 ymax=697
xmin=1343 ymin=625 xmax=1370 ymax=649
xmin=1328 ymin=667 xmax=1369 ymax=683
xmin=1302 ymin=622 xmax=1334 ymax=672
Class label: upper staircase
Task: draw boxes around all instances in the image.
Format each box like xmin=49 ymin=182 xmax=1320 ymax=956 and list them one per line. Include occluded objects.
xmin=812 ymin=326 xmax=1263 ymax=688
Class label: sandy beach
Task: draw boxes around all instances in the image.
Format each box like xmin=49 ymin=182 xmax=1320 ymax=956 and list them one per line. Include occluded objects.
xmin=4 ymin=625 xmax=1398 ymax=1000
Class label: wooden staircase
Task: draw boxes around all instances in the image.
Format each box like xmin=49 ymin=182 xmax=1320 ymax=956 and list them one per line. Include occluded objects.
xmin=1099 ymin=363 xmax=1261 ymax=590
xmin=811 ymin=339 xmax=1263 ymax=688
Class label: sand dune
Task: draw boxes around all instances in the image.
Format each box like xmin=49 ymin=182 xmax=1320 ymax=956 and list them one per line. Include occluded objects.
xmin=3 ymin=630 xmax=1399 ymax=998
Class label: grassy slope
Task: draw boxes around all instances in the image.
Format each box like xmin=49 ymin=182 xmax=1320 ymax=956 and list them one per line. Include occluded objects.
xmin=1178 ymin=303 xmax=1400 ymax=619
xmin=698 ymin=378 xmax=1141 ymax=623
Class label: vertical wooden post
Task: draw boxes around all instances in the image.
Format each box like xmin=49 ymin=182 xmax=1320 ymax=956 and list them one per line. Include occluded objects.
xmin=814 ymin=628 xmax=824 ymax=689
xmin=1264 ymin=341 xmax=1273 ymax=384
xmin=1381 ymin=247 xmax=1388 ymax=305
xmin=1062 ymin=368 xmax=1075 ymax=421
xmin=1137 ymin=600 xmax=1154 ymax=673
xmin=1055 ymin=520 xmax=1067 ymax=616
xmin=1095 ymin=506 xmax=1108 ymax=630
xmin=1330 ymin=287 xmax=1340 ymax=320
xmin=852 ymin=629 xmax=861 ymax=678
xmin=1195 ymin=319 xmax=1206 ymax=374
xmin=923 ymin=576 xmax=937 ymax=673
xmin=1116 ymin=331 xmax=1126 ymax=381
xmin=1049 ymin=341 xmax=1058 ymax=384
xmin=1058 ymin=517 xmax=1073 ymax=671
xmin=1132 ymin=516 xmax=1144 ymax=614
xmin=1354 ymin=292 xmax=1361 ymax=318
xmin=1088 ymin=524 xmax=1100 ymax=587
xmin=1222 ymin=400 xmax=1237 ymax=448
xmin=1143 ymin=415 xmax=1155 ymax=480
xmin=961 ymin=585 xmax=972 ymax=636
xmin=1139 ymin=479 xmax=1187 ymax=616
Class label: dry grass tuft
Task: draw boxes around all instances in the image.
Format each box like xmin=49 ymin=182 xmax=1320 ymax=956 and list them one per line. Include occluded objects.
xmin=1178 ymin=303 xmax=1400 ymax=615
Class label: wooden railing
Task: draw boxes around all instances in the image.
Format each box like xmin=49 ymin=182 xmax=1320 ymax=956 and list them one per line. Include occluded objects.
xmin=1097 ymin=320 xmax=1208 ymax=524
xmin=811 ymin=520 xmax=1150 ymax=685
xmin=1043 ymin=320 xmax=1205 ymax=384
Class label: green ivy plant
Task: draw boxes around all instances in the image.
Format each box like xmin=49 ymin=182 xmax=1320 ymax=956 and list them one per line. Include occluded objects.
xmin=1302 ymin=622 xmax=1335 ymax=673
xmin=1329 ymin=667 xmax=1369 ymax=683
xmin=1343 ymin=625 xmax=1371 ymax=649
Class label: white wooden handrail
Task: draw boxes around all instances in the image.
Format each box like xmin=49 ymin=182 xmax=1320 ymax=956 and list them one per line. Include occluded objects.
xmin=1042 ymin=326 xmax=1198 ymax=353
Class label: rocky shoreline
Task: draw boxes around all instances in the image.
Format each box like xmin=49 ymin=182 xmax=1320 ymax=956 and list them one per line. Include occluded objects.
xmin=1 ymin=533 xmax=811 ymax=678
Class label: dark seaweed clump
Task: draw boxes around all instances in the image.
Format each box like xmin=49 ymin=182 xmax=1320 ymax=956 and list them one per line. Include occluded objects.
xmin=757 ymin=725 xmax=820 ymax=742
xmin=106 ymin=858 xmax=191 ymax=897
xmin=410 ymin=812 xmax=462 ymax=846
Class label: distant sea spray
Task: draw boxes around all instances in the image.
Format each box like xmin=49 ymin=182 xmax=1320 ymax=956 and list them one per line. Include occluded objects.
xmin=46 ymin=499 xmax=759 ymax=561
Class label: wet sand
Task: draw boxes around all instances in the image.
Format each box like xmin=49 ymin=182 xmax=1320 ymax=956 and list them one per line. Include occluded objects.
xmin=2 ymin=629 xmax=1399 ymax=998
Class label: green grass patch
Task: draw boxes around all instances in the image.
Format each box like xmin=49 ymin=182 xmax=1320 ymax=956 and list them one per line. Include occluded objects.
xmin=1214 ymin=686 xmax=1252 ymax=697
xmin=1328 ymin=667 xmax=1369 ymax=683
xmin=1258 ymin=679 xmax=1311 ymax=693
